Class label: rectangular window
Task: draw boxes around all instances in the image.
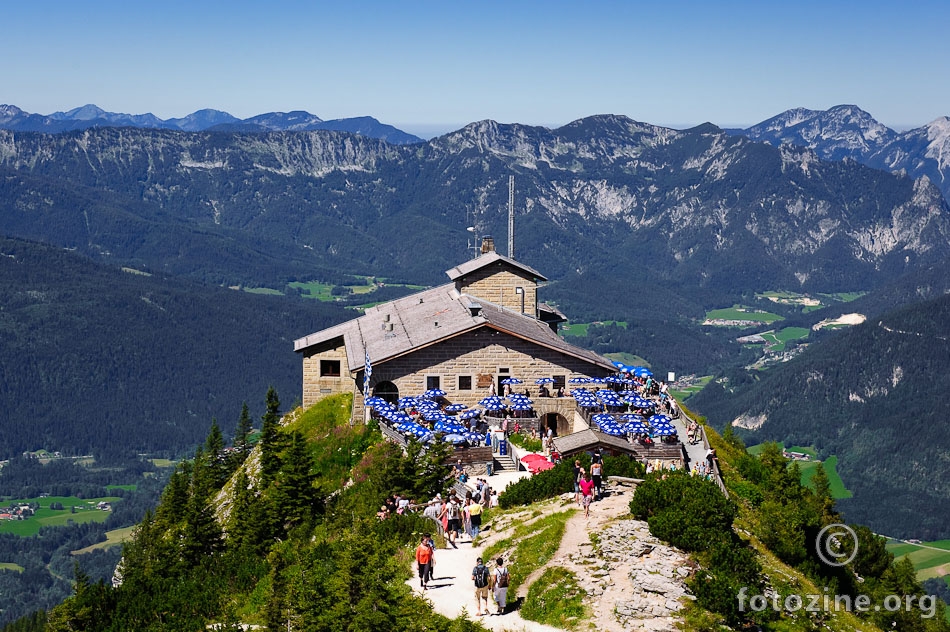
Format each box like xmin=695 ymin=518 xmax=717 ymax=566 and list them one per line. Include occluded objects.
xmin=320 ymin=360 xmax=341 ymax=377
xmin=553 ymin=375 xmax=566 ymax=390
xmin=498 ymin=367 xmax=510 ymax=374
xmin=458 ymin=375 xmax=472 ymax=391
xmin=426 ymin=375 xmax=441 ymax=390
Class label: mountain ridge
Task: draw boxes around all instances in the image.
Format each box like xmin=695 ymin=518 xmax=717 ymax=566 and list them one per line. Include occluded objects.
xmin=0 ymin=103 xmax=425 ymax=144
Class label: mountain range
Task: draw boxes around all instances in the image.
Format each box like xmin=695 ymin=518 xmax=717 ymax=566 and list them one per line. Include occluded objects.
xmin=1 ymin=115 xmax=947 ymax=302
xmin=728 ymin=104 xmax=950 ymax=202
xmin=0 ymin=104 xmax=424 ymax=144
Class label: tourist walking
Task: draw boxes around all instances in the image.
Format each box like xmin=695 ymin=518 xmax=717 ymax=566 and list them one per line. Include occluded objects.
xmin=579 ymin=472 xmax=595 ymax=518
xmin=468 ymin=498 xmax=483 ymax=538
xmin=472 ymin=557 xmax=491 ymax=616
xmin=573 ymin=460 xmax=582 ymax=505
xmin=590 ymin=458 xmax=603 ymax=500
xmin=493 ymin=557 xmax=510 ymax=615
xmin=444 ymin=496 xmax=461 ymax=548
xmin=415 ymin=534 xmax=433 ymax=590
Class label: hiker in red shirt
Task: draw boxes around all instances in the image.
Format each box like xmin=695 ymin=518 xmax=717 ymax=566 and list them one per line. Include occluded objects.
xmin=415 ymin=534 xmax=433 ymax=590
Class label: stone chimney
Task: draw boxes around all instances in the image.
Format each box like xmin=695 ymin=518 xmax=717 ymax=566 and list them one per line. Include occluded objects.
xmin=481 ymin=235 xmax=495 ymax=254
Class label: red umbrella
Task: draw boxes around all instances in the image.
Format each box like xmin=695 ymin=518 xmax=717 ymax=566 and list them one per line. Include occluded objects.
xmin=531 ymin=461 xmax=555 ymax=473
xmin=520 ymin=453 xmax=547 ymax=463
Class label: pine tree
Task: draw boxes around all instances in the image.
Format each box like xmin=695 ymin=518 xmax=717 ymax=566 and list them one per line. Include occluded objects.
xmin=234 ymin=401 xmax=252 ymax=456
xmin=809 ymin=462 xmax=837 ymax=523
xmin=182 ymin=447 xmax=223 ymax=563
xmin=204 ymin=418 xmax=227 ymax=487
xmin=228 ymin=468 xmax=259 ymax=551
xmin=272 ymin=431 xmax=318 ymax=530
xmin=259 ymin=387 xmax=282 ymax=487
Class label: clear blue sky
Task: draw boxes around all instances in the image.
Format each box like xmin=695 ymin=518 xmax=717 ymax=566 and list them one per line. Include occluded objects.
xmin=4 ymin=0 xmax=948 ymax=136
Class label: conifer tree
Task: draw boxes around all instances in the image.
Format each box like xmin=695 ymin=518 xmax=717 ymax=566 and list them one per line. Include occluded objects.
xmin=228 ymin=468 xmax=260 ymax=551
xmin=259 ymin=386 xmax=282 ymax=487
xmin=809 ymin=462 xmax=837 ymax=523
xmin=182 ymin=447 xmax=223 ymax=563
xmin=272 ymin=431 xmax=318 ymax=530
xmin=234 ymin=401 xmax=252 ymax=456
xmin=204 ymin=418 xmax=227 ymax=487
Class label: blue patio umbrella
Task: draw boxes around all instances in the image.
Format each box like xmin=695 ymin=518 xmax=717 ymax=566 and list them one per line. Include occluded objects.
xmin=481 ymin=400 xmax=506 ymax=411
xmin=633 ymin=367 xmax=653 ymax=378
xmin=500 ymin=377 xmax=523 ymax=385
xmin=460 ymin=409 xmax=481 ymax=420
xmin=653 ymin=427 xmax=677 ymax=437
xmin=422 ymin=408 xmax=447 ymax=421
xmin=479 ymin=396 xmax=504 ymax=406
xmin=600 ymin=426 xmax=626 ymax=437
xmin=588 ymin=377 xmax=607 ymax=384
xmin=365 ymin=396 xmax=388 ymax=407
xmin=445 ymin=403 xmax=467 ymax=412
xmin=625 ymin=422 xmax=650 ymax=434
xmin=397 ymin=397 xmax=418 ymax=409
xmin=621 ymin=413 xmax=645 ymax=423
xmin=569 ymin=377 xmax=590 ymax=383
xmin=649 ymin=414 xmax=673 ymax=426
xmin=464 ymin=432 xmax=484 ymax=443
xmin=535 ymin=377 xmax=555 ymax=384
xmin=592 ymin=413 xmax=616 ymax=424
xmin=442 ymin=433 xmax=467 ymax=444
xmin=510 ymin=403 xmax=533 ymax=411
xmin=424 ymin=389 xmax=446 ymax=398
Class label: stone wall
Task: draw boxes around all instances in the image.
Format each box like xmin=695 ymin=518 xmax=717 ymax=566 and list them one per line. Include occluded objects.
xmin=456 ymin=266 xmax=538 ymax=316
xmin=353 ymin=327 xmax=611 ymax=423
xmin=301 ymin=338 xmax=355 ymax=408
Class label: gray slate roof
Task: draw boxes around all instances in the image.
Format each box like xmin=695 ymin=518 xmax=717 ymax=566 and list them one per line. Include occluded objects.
xmin=445 ymin=252 xmax=547 ymax=282
xmin=294 ymin=282 xmax=613 ymax=373
xmin=552 ymin=429 xmax=640 ymax=456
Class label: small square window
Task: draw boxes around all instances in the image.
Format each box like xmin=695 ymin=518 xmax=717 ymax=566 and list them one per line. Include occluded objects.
xmin=553 ymin=375 xmax=566 ymax=390
xmin=458 ymin=375 xmax=472 ymax=390
xmin=426 ymin=375 xmax=441 ymax=390
xmin=320 ymin=360 xmax=341 ymax=377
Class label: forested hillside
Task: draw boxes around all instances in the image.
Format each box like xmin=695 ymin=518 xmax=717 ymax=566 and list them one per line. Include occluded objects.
xmin=691 ymin=292 xmax=950 ymax=539
xmin=0 ymin=236 xmax=353 ymax=458
xmin=28 ymin=395 xmax=947 ymax=632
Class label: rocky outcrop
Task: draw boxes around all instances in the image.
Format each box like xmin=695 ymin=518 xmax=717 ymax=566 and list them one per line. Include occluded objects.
xmin=565 ymin=518 xmax=693 ymax=631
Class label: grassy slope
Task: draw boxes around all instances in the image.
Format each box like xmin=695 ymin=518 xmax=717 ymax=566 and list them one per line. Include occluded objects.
xmin=71 ymin=526 xmax=137 ymax=555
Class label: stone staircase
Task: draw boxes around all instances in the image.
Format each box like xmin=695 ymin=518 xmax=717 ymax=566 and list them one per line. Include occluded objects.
xmin=492 ymin=452 xmax=519 ymax=472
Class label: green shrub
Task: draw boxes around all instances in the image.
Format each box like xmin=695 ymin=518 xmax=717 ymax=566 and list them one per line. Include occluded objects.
xmin=629 ymin=470 xmax=735 ymax=552
xmin=498 ymin=461 xmax=574 ymax=508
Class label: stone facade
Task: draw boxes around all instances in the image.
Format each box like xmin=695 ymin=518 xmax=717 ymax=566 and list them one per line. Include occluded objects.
xmin=455 ymin=266 xmax=538 ymax=316
xmin=301 ymin=341 xmax=353 ymax=408
xmin=346 ymin=327 xmax=611 ymax=424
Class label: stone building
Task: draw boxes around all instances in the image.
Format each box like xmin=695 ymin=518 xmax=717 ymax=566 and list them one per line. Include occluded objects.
xmin=294 ymin=238 xmax=615 ymax=435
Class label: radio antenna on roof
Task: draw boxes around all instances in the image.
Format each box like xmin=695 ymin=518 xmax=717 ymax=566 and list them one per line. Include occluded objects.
xmin=507 ymin=175 xmax=515 ymax=259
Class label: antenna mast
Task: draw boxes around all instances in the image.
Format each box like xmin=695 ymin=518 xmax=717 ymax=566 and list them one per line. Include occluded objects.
xmin=507 ymin=175 xmax=515 ymax=259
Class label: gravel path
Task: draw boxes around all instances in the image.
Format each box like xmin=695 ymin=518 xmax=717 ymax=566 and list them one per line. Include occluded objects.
xmin=407 ymin=478 xmax=690 ymax=632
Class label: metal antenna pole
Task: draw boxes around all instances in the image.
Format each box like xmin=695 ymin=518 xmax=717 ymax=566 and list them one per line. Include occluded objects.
xmin=508 ymin=175 xmax=515 ymax=258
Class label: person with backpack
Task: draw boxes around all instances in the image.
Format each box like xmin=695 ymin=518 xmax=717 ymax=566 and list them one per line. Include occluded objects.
xmin=415 ymin=534 xmax=433 ymax=591
xmin=493 ymin=557 xmax=509 ymax=615
xmin=471 ymin=557 xmax=490 ymax=616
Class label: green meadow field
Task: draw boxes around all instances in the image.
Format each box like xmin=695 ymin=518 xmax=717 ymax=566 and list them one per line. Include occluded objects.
xmin=0 ymin=496 xmax=121 ymax=536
